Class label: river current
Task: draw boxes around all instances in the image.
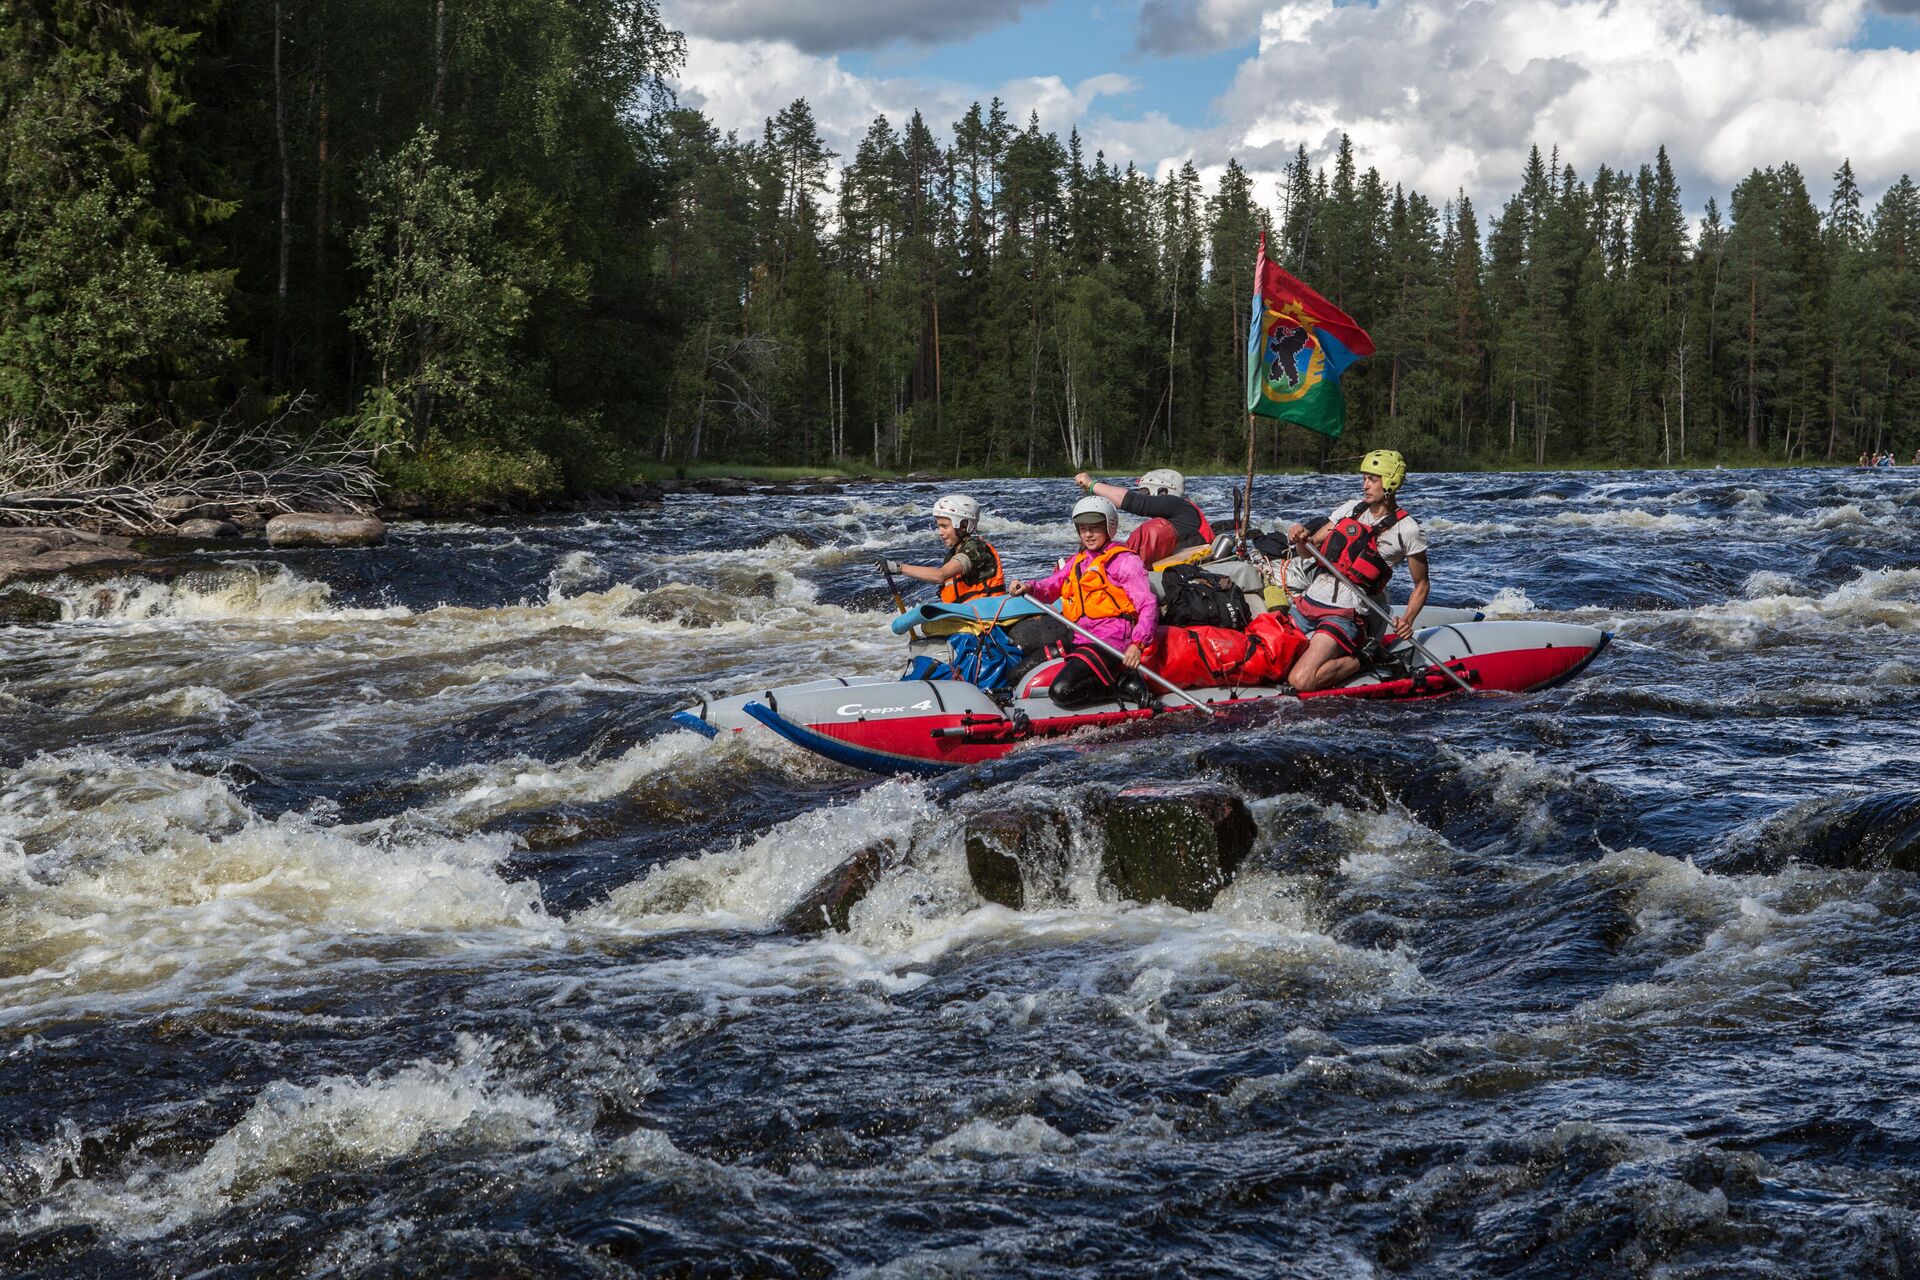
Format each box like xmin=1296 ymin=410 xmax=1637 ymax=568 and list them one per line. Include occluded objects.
xmin=2 ymin=467 xmax=1918 ymax=1277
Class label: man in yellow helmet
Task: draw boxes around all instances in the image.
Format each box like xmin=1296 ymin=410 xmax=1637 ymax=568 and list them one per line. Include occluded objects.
xmin=1283 ymin=449 xmax=1430 ymax=692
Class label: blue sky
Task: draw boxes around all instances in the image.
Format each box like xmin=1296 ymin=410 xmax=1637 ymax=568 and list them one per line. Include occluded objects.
xmin=665 ymin=0 xmax=1920 ymax=212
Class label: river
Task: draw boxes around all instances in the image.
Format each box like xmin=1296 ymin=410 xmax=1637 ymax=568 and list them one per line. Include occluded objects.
xmin=3 ymin=466 xmax=1918 ymax=1277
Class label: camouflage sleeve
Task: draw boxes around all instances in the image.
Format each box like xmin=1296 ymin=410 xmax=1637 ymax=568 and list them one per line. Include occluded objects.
xmin=950 ymin=536 xmax=991 ymax=581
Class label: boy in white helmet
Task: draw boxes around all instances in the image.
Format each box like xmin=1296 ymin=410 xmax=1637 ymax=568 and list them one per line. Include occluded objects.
xmin=1073 ymin=467 xmax=1216 ymax=552
xmin=880 ymin=494 xmax=1006 ymax=603
xmin=1284 ymin=449 xmax=1430 ymax=692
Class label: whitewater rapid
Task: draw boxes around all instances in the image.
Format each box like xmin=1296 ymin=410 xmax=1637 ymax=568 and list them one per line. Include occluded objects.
xmin=2 ymin=466 xmax=1917 ymax=1276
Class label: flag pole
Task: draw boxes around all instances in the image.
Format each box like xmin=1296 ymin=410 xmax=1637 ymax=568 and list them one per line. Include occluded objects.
xmin=1242 ymin=411 xmax=1256 ymax=546
xmin=1241 ymin=232 xmax=1261 ymax=548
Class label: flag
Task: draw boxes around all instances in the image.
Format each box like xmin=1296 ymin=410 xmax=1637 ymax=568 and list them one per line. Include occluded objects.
xmin=1245 ymin=234 xmax=1374 ymax=440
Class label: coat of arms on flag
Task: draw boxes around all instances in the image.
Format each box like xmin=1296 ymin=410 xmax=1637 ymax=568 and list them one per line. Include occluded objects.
xmin=1246 ymin=234 xmax=1375 ymax=440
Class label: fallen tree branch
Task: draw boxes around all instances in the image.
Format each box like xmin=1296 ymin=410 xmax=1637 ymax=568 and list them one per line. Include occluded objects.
xmin=0 ymin=397 xmax=389 ymax=531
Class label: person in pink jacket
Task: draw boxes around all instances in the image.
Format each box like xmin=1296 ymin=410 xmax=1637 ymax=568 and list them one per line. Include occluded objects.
xmin=1009 ymin=495 xmax=1158 ymax=707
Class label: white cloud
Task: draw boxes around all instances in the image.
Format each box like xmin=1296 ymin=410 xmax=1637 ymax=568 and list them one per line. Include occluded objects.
xmin=1213 ymin=0 xmax=1920 ymax=209
xmin=665 ymin=0 xmax=1047 ymax=54
xmin=670 ymin=0 xmax=1920 ymax=223
xmin=673 ymin=39 xmax=1144 ymax=160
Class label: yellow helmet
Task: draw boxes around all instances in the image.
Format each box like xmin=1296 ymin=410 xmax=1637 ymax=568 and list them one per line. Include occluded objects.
xmin=1360 ymin=449 xmax=1407 ymax=493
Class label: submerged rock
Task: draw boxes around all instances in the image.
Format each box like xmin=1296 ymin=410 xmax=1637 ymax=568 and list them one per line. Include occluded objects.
xmin=1096 ymin=783 xmax=1256 ymax=910
xmin=0 ymin=589 xmax=61 ymax=625
xmin=1711 ymin=790 xmax=1920 ymax=875
xmin=265 ymin=512 xmax=386 ymax=548
xmin=781 ymin=837 xmax=899 ymax=933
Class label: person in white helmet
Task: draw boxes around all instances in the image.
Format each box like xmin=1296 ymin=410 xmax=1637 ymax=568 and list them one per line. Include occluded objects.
xmin=878 ymin=494 xmax=1006 ymax=604
xmin=1073 ymin=467 xmax=1217 ymax=553
xmin=1007 ymin=495 xmax=1157 ymax=707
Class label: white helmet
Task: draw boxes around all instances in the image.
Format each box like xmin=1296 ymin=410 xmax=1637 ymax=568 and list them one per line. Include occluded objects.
xmin=1070 ymin=494 xmax=1118 ymax=538
xmin=931 ymin=493 xmax=980 ymax=534
xmin=1138 ymin=468 xmax=1185 ymax=497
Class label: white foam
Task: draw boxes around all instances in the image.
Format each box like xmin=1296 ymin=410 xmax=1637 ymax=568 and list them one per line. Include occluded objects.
xmin=1550 ymin=508 xmax=1706 ymax=532
xmin=585 ymin=780 xmax=935 ymax=931
xmin=1480 ymin=587 xmax=1537 ymax=616
xmin=15 ymin=1037 xmax=555 ymax=1239
xmin=928 ymin=1115 xmax=1074 ymax=1158
xmin=411 ymin=731 xmax=717 ymax=828
xmin=0 ymin=751 xmax=550 ymax=1021
xmin=51 ymin=564 xmax=401 ymax=624
xmin=128 ymin=684 xmax=240 ymax=720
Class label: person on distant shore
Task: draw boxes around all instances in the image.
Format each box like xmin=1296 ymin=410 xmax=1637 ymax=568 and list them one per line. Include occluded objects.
xmin=1008 ymin=495 xmax=1157 ymax=707
xmin=1912 ymin=448 xmax=1919 ymax=466
xmin=880 ymin=494 xmax=1005 ymax=604
xmin=1284 ymin=449 xmax=1430 ymax=693
xmin=1860 ymin=452 xmax=1873 ymax=467
xmin=1073 ymin=468 xmax=1215 ymax=553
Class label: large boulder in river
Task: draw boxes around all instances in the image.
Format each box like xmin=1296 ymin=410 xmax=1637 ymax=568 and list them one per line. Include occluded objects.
xmin=266 ymin=512 xmax=386 ymax=548
xmin=1096 ymin=783 xmax=1257 ymax=911
xmin=0 ymin=589 xmax=61 ymax=626
xmin=781 ymin=837 xmax=899 ymax=933
xmin=964 ymin=806 xmax=1073 ymax=909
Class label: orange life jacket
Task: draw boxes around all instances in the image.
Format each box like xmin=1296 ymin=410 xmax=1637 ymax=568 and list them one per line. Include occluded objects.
xmin=939 ymin=538 xmax=1006 ymax=604
xmin=1059 ymin=543 xmax=1137 ymax=623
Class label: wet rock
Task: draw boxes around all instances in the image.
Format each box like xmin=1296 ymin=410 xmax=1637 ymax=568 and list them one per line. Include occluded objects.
xmin=1097 ymin=782 xmax=1256 ymax=910
xmin=0 ymin=589 xmax=61 ymax=625
xmin=227 ymin=505 xmax=268 ymax=531
xmin=266 ymin=512 xmax=386 ymax=548
xmin=781 ymin=837 xmax=898 ymax=933
xmin=1710 ymin=790 xmax=1920 ymax=874
xmin=176 ymin=518 xmax=241 ymax=539
xmin=758 ymin=527 xmax=822 ymax=550
xmin=382 ymin=491 xmax=432 ymax=518
xmin=686 ymin=477 xmax=753 ymax=497
xmin=963 ymin=807 xmax=1071 ymax=909
xmin=0 ymin=527 xmax=141 ymax=586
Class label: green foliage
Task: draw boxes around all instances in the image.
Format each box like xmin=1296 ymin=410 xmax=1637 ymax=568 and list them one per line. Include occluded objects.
xmin=1 ymin=0 xmax=1914 ymax=496
xmin=379 ymin=438 xmax=561 ymax=505
xmin=0 ymin=0 xmax=235 ymax=422
xmin=344 ymin=128 xmax=551 ymax=449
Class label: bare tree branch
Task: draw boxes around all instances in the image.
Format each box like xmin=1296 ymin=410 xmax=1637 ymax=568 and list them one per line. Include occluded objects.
xmin=0 ymin=396 xmax=389 ymax=531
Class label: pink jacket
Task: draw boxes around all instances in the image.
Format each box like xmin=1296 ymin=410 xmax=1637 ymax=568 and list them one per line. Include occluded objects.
xmin=1028 ymin=544 xmax=1158 ymax=652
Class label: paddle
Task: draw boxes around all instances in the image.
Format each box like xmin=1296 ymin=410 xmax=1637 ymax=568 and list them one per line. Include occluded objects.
xmin=1019 ymin=595 xmax=1217 ymax=716
xmin=1293 ymin=536 xmax=1476 ymax=694
xmin=875 ymin=559 xmax=908 ymax=614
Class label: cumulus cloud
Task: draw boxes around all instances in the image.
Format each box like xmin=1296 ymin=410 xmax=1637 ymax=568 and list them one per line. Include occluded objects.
xmin=1213 ymin=0 xmax=1920 ymax=208
xmin=671 ymin=0 xmax=1920 ymax=221
xmin=673 ymin=38 xmax=1143 ymax=159
xmin=1135 ymin=0 xmax=1274 ymax=54
xmin=666 ymin=0 xmax=1046 ymax=54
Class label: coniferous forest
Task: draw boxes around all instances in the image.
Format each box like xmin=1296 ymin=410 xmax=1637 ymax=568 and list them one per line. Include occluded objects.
xmin=4 ymin=0 xmax=1918 ymax=505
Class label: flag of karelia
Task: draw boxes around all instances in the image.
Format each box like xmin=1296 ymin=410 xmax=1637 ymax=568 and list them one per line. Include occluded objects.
xmin=1245 ymin=234 xmax=1375 ymax=440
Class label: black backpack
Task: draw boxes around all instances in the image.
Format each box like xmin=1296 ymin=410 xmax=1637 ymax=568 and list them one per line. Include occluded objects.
xmin=1159 ymin=563 xmax=1253 ymax=630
